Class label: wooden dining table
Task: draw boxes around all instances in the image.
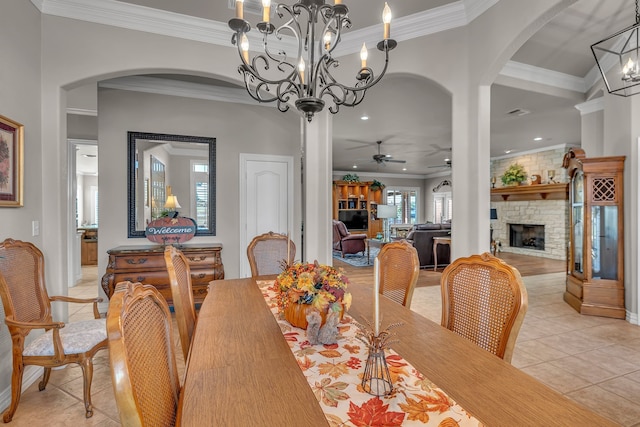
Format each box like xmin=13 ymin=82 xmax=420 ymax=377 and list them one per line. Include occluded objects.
xmin=178 ymin=276 xmax=619 ymax=427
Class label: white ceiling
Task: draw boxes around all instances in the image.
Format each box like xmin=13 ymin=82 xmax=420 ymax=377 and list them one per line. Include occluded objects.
xmin=57 ymin=0 xmax=637 ymax=176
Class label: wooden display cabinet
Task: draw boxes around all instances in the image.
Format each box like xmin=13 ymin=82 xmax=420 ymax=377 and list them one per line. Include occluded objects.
xmin=563 ymin=148 xmax=625 ymax=318
xmin=332 ymin=181 xmax=383 ymax=238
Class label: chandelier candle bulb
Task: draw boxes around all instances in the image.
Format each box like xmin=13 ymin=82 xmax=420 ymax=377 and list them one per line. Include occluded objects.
xmin=360 ymin=43 xmax=368 ymax=69
xmin=240 ymin=34 xmax=249 ymax=63
xmin=324 ymin=32 xmax=332 ymax=50
xmin=298 ymin=58 xmax=305 ymax=85
xmin=382 ymin=3 xmax=392 ymax=40
xmin=373 ymin=257 xmax=380 ymax=336
xmin=235 ymin=0 xmax=244 ymax=19
xmin=262 ymin=0 xmax=271 ymax=23
xmin=335 ymin=0 xmax=342 ymax=4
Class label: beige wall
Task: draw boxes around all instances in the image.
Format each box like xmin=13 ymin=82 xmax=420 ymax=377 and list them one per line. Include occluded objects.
xmin=0 ymin=0 xmax=43 ymax=405
xmin=97 ymin=89 xmax=299 ymax=288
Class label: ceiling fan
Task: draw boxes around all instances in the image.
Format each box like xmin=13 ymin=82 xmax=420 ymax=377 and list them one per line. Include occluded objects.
xmin=372 ymin=140 xmax=406 ymax=165
xmin=428 ymin=159 xmax=452 ymax=169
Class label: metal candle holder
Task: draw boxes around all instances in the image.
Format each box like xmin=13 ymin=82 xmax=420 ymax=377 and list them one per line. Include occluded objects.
xmin=354 ymin=319 xmax=403 ymax=397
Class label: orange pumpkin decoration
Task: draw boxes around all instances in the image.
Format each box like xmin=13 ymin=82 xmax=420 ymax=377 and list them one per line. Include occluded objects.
xmin=284 ymin=303 xmax=343 ymax=330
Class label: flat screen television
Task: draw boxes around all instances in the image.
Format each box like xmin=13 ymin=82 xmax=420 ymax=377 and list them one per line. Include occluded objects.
xmin=339 ymin=209 xmax=368 ymax=231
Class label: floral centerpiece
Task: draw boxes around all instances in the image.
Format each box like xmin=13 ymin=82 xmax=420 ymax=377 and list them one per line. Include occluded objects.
xmin=276 ymin=261 xmax=352 ymax=329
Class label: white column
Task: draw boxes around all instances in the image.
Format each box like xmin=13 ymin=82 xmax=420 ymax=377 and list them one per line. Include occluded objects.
xmin=451 ymin=85 xmax=492 ymax=260
xmin=302 ymin=110 xmax=333 ymax=264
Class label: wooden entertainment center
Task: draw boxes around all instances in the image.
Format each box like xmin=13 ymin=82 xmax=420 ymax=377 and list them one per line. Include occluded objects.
xmin=332 ymin=180 xmax=383 ymax=238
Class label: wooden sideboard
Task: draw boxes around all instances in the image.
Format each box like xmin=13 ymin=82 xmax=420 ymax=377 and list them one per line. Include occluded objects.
xmin=101 ymin=243 xmax=224 ymax=306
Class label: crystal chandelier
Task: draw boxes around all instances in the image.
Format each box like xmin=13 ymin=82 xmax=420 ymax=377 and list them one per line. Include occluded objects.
xmin=228 ymin=0 xmax=397 ymax=121
xmin=591 ymin=0 xmax=640 ymax=97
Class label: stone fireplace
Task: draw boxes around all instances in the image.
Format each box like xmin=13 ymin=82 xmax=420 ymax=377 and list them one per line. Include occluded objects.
xmin=509 ymin=224 xmax=545 ymax=251
xmin=490 ymin=198 xmax=568 ymax=260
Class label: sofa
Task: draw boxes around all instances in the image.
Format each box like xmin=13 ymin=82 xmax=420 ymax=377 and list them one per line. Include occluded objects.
xmin=332 ymin=220 xmax=367 ymax=257
xmin=405 ymin=223 xmax=451 ymax=268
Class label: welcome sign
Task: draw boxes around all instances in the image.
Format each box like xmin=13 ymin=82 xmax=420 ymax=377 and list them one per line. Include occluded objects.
xmin=146 ymin=216 xmax=197 ymax=244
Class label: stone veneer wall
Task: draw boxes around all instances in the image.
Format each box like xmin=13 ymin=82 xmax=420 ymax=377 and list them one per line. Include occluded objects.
xmin=491 ymin=146 xmax=574 ymax=261
xmin=491 ymin=200 xmax=568 ymax=260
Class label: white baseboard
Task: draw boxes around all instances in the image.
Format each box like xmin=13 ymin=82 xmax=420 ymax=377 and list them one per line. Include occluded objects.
xmin=0 ymin=366 xmax=44 ymax=413
xmin=627 ymin=310 xmax=638 ymax=325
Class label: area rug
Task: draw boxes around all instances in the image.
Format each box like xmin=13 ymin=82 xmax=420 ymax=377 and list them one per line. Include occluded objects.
xmin=332 ymin=247 xmax=379 ymax=267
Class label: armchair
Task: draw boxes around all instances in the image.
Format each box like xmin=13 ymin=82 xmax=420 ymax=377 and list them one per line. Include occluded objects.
xmin=0 ymin=238 xmax=108 ymax=422
xmin=332 ymin=220 xmax=367 ymax=257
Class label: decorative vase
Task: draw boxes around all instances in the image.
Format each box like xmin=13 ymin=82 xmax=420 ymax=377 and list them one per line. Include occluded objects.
xmin=284 ymin=303 xmax=343 ymax=329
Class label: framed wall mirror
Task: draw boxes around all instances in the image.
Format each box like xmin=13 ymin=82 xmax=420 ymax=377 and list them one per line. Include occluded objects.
xmin=127 ymin=131 xmax=216 ymax=238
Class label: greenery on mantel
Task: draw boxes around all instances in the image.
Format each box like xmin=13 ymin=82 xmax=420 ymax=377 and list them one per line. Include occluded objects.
xmin=501 ymin=163 xmax=527 ymax=186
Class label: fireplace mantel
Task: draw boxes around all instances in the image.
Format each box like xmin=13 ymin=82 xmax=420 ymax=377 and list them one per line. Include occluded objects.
xmin=491 ymin=183 xmax=568 ymax=201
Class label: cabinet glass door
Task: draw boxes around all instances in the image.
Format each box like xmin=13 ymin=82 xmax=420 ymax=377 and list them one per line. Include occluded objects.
xmin=590 ymin=205 xmax=618 ymax=280
xmin=571 ymin=170 xmax=584 ymax=275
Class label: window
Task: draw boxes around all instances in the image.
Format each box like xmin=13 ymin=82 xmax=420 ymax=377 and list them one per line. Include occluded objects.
xmin=192 ymin=161 xmax=209 ymax=230
xmin=384 ymin=187 xmax=419 ymax=224
xmin=433 ymin=192 xmax=452 ymax=223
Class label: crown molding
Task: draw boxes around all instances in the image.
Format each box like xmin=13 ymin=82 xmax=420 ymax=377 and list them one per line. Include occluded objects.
xmin=35 ymin=0 xmax=590 ymax=95
xmin=34 ymin=0 xmax=477 ymax=59
xmin=490 ymin=143 xmax=578 ymax=161
xmin=66 ymin=107 xmax=98 ymax=116
xmin=333 ymin=170 xmax=429 ymax=180
xmin=463 ymin=0 xmax=500 ymax=22
xmin=574 ymin=97 xmax=604 ymax=115
xmin=499 ymin=61 xmax=586 ymax=93
xmin=333 ymin=2 xmax=467 ymax=57
xmin=36 ymin=0 xmax=231 ymax=46
xmin=98 ymin=75 xmax=270 ymax=107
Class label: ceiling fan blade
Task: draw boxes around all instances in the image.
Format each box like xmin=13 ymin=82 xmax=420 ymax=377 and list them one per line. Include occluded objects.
xmin=384 ymin=159 xmax=406 ymax=163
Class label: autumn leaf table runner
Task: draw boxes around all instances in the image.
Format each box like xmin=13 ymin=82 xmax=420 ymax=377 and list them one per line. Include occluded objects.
xmin=258 ymin=281 xmax=481 ymax=427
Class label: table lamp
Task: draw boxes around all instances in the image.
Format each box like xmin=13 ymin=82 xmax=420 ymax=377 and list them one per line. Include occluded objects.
xmin=376 ymin=204 xmax=396 ymax=242
xmin=164 ymin=185 xmax=182 ymax=217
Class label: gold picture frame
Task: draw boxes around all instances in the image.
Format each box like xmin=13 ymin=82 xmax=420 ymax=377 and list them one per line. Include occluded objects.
xmin=0 ymin=115 xmax=24 ymax=207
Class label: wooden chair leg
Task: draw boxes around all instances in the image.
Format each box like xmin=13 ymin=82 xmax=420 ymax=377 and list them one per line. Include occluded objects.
xmin=39 ymin=367 xmax=52 ymax=391
xmin=79 ymin=358 xmax=95 ymax=418
xmin=2 ymin=362 xmax=24 ymax=423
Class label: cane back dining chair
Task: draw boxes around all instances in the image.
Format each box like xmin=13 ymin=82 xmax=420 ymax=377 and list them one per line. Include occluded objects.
xmin=164 ymin=245 xmax=197 ymax=361
xmin=0 ymin=238 xmax=107 ymax=422
xmin=247 ymin=231 xmax=296 ymax=277
xmin=376 ymin=240 xmax=420 ymax=308
xmin=440 ymin=252 xmax=528 ymax=363
xmin=106 ymin=281 xmax=182 ymax=426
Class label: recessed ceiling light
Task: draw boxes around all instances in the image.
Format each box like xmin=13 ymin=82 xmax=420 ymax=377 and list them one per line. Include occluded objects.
xmin=444 ymin=158 xmax=450 ymax=162
xmin=533 ymin=137 xmax=543 ymax=141
xmin=361 ymin=115 xmax=369 ymax=120
xmin=402 ymin=167 xmax=407 ymax=171
xmin=352 ymin=165 xmax=358 ymax=169
xmin=505 ymin=150 xmax=512 ymax=154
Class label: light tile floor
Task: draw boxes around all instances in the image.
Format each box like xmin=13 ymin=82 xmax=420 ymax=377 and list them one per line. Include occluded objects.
xmin=4 ymin=269 xmax=640 ymax=425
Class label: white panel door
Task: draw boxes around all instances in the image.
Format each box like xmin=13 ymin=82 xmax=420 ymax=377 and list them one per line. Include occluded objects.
xmin=240 ymin=154 xmax=294 ymax=277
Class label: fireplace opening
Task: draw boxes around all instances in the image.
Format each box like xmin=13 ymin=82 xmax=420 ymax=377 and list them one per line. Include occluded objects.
xmin=509 ymin=224 xmax=545 ymax=251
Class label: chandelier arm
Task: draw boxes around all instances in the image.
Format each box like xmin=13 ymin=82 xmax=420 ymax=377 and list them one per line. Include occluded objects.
xmin=317 ymin=47 xmax=390 ymax=102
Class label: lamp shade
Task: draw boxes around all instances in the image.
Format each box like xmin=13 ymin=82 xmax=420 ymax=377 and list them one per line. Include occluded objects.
xmin=377 ymin=204 xmax=396 ymax=219
xmin=490 ymin=208 xmax=498 ymax=220
xmin=164 ymin=195 xmax=182 ymax=210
